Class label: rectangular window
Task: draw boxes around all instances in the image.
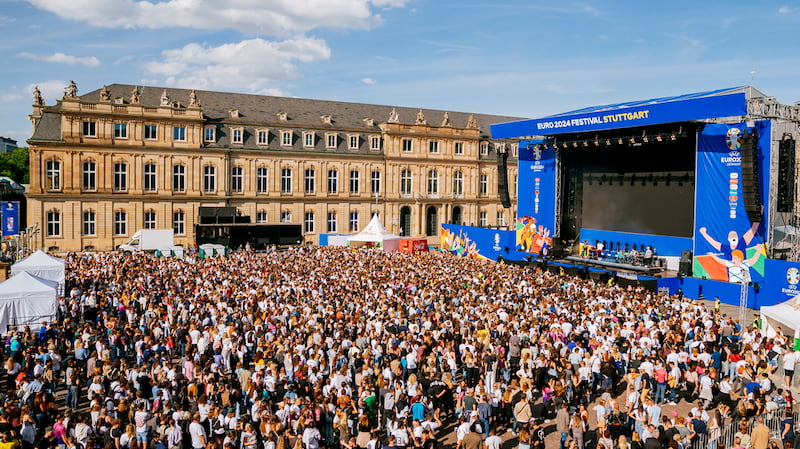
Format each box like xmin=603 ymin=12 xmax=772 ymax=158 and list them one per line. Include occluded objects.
xmin=45 ymin=160 xmax=60 ymax=191
xmin=114 ymin=211 xmax=127 ymax=236
xmin=144 ymin=124 xmax=157 ymax=140
xmin=479 ymin=211 xmax=487 ymax=227
xmin=204 ymin=127 xmax=215 ymax=142
xmin=326 ymin=134 xmax=337 ymax=149
xmin=402 ymin=139 xmax=412 ymax=152
xmin=281 ymin=168 xmax=292 ymax=194
xmin=304 ymin=168 xmax=315 ymax=193
xmin=173 ymin=164 xmax=185 ymax=193
xmin=427 ymin=170 xmax=438 ymax=194
xmin=304 ymin=132 xmax=314 ymax=148
xmin=304 ymin=212 xmax=314 ymax=233
xmin=455 ymin=142 xmax=464 ymax=155
xmin=256 ymin=211 xmax=267 ymax=223
xmin=429 ymin=141 xmax=439 ymax=153
xmin=370 ymin=171 xmax=381 ymax=194
xmin=173 ymin=211 xmax=185 ymax=235
xmin=256 ymin=168 xmax=268 ymax=193
xmin=114 ymin=123 xmax=128 ymax=139
xmin=327 ymin=212 xmax=337 ymax=233
xmin=453 ymin=171 xmax=464 ymax=196
xmin=232 ymin=128 xmax=243 ymax=144
xmin=280 ymin=211 xmax=291 ymax=223
xmin=349 ymin=170 xmax=360 ymax=194
xmin=143 ymin=163 xmax=157 ymax=192
xmin=203 ymin=165 xmax=216 ymax=193
xmin=257 ymin=130 xmax=268 ymax=145
xmin=231 ymin=166 xmax=243 ymax=193
xmin=479 ymin=174 xmax=488 ymax=196
xmin=349 ymin=212 xmax=359 ymax=232
xmin=349 ymin=135 xmax=359 ymax=150
xmin=173 ymin=126 xmax=186 ymax=141
xmin=497 ymin=211 xmax=505 ymax=227
xmin=113 ymin=162 xmax=127 ymax=192
xmin=370 ymin=136 xmax=381 ymax=151
xmin=327 ymin=169 xmax=338 ymax=193
xmin=46 ymin=211 xmax=60 ymax=237
xmin=82 ymin=161 xmax=96 ymax=191
xmin=82 ymin=211 xmax=96 ymax=236
xmin=82 ymin=121 xmax=96 ymax=137
xmin=281 ymin=131 xmax=292 ymax=146
xmin=480 ymin=142 xmax=489 ymax=156
xmin=144 ymin=210 xmax=156 ymax=229
xmin=400 ymin=169 xmax=412 ymax=195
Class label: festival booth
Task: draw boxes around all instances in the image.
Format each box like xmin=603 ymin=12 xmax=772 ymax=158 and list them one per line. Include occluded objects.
xmin=10 ymin=249 xmax=65 ymax=296
xmin=442 ymin=86 xmax=800 ymax=309
xmin=399 ymin=239 xmax=429 ymax=253
xmin=347 ymin=215 xmax=401 ymax=251
xmin=0 ymin=271 xmax=58 ymax=333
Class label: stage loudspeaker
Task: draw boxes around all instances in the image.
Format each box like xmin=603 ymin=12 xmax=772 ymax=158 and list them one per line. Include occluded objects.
xmin=550 ymin=239 xmax=565 ymax=258
xmin=679 ymin=250 xmax=693 ymax=277
xmin=496 ymin=150 xmax=512 ymax=208
xmin=778 ymin=134 xmax=796 ymax=213
xmin=739 ymin=130 xmax=763 ymax=223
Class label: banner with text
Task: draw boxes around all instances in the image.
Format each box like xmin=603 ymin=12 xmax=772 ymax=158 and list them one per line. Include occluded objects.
xmin=516 ymin=140 xmax=556 ymax=255
xmin=1 ymin=202 xmax=19 ymax=237
xmin=440 ymin=224 xmax=515 ymax=261
xmin=693 ymin=121 xmax=771 ymax=284
xmin=491 ymin=92 xmax=747 ymax=138
xmin=763 ymin=258 xmax=800 ymax=305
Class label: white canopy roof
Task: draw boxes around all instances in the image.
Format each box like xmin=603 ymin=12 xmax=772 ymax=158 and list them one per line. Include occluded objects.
xmin=11 ymin=250 xmax=65 ymax=295
xmin=347 ymin=214 xmax=401 ymax=243
xmin=0 ymin=271 xmax=58 ymax=333
xmin=761 ymin=294 xmax=800 ymax=338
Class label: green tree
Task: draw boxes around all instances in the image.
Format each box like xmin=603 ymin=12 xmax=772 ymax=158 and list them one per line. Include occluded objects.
xmin=0 ymin=147 xmax=29 ymax=183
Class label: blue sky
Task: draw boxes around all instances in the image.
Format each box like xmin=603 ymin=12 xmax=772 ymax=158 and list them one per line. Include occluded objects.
xmin=1 ymin=0 xmax=799 ymax=145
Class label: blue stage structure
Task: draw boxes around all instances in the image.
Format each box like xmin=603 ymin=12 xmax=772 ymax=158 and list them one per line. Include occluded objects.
xmin=440 ymin=87 xmax=800 ymax=309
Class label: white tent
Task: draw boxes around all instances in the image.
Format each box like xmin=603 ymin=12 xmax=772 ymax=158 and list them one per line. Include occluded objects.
xmin=347 ymin=214 xmax=401 ymax=251
xmin=761 ymin=294 xmax=800 ymax=340
xmin=10 ymin=250 xmax=65 ymax=295
xmin=0 ymin=271 xmax=58 ymax=333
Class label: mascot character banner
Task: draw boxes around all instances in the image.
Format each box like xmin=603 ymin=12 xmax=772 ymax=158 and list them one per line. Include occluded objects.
xmin=693 ymin=121 xmax=770 ymax=284
xmin=516 ymin=140 xmax=556 ymax=255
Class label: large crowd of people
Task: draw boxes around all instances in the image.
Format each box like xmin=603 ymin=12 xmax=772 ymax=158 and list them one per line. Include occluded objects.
xmin=0 ymin=246 xmax=798 ymax=449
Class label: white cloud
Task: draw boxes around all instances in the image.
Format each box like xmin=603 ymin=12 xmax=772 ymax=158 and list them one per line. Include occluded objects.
xmin=0 ymin=80 xmax=65 ymax=105
xmin=26 ymin=0 xmax=406 ymax=35
xmin=0 ymin=92 xmax=23 ymax=103
xmin=779 ymin=6 xmax=793 ymax=14
xmin=361 ymin=77 xmax=377 ymax=85
xmin=145 ymin=37 xmax=330 ymax=92
xmin=18 ymin=52 xmax=101 ymax=67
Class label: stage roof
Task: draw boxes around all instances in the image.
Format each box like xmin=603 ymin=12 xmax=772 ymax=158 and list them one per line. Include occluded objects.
xmin=491 ymin=86 xmax=760 ymax=138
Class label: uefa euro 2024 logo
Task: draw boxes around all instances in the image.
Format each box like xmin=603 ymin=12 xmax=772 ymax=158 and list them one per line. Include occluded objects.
xmin=726 ymin=128 xmax=741 ymax=151
xmin=787 ymin=267 xmax=800 ymax=286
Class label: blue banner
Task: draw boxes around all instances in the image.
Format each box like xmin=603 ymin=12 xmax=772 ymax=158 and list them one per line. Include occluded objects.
xmin=763 ymin=258 xmax=800 ymax=305
xmin=440 ymin=224 xmax=515 ymax=261
xmin=491 ymin=92 xmax=747 ymax=138
xmin=516 ymin=140 xmax=556 ymax=255
xmin=693 ymin=121 xmax=770 ymax=284
xmin=1 ymin=202 xmax=19 ymax=237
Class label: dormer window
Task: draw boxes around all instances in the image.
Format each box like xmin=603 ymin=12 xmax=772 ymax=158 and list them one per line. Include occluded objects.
xmin=114 ymin=97 xmax=124 ymax=104
xmin=277 ymin=112 xmax=288 ymax=121
xmin=363 ymin=118 xmax=375 ymax=127
xmin=232 ymin=127 xmax=243 ymax=144
xmin=229 ymin=109 xmax=239 ymax=118
xmin=171 ymin=102 xmax=182 ymax=109
xmin=321 ymin=115 xmax=332 ymax=125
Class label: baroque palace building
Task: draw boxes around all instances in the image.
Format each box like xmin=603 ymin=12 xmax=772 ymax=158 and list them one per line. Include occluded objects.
xmin=26 ymin=82 xmax=521 ymax=252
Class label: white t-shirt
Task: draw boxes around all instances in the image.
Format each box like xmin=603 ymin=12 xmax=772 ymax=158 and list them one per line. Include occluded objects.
xmin=189 ymin=422 xmax=206 ymax=449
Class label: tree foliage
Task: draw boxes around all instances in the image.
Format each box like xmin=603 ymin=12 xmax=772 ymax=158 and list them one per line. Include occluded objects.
xmin=0 ymin=147 xmax=29 ymax=184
